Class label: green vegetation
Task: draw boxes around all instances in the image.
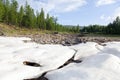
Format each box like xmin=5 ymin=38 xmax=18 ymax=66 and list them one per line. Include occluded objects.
xmin=0 ymin=0 xmax=120 ymax=34
xmin=0 ymin=23 xmax=56 ymax=36
xmin=0 ymin=0 xmax=80 ymax=33
xmin=81 ymin=16 xmax=120 ymax=35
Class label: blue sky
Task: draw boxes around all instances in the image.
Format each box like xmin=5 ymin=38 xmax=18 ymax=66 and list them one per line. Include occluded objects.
xmin=17 ymin=0 xmax=120 ymax=26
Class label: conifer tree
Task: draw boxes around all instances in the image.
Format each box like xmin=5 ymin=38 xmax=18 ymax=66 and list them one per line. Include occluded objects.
xmin=3 ymin=0 xmax=10 ymax=24
xmin=0 ymin=0 xmax=4 ymax=22
xmin=38 ymin=8 xmax=46 ymax=29
xmin=9 ymin=0 xmax=18 ymax=25
xmin=18 ymin=6 xmax=24 ymax=27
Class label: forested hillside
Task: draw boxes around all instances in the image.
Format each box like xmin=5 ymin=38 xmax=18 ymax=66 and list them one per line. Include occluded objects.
xmin=81 ymin=17 xmax=120 ymax=35
xmin=0 ymin=0 xmax=80 ymax=33
xmin=0 ymin=0 xmax=120 ymax=34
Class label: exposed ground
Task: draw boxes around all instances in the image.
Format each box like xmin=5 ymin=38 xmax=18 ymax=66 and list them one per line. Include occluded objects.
xmin=0 ymin=23 xmax=120 ymax=46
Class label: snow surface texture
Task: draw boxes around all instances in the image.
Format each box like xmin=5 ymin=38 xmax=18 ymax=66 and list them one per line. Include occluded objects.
xmin=46 ymin=42 xmax=120 ymax=80
xmin=0 ymin=37 xmax=75 ymax=80
xmin=0 ymin=37 xmax=120 ymax=80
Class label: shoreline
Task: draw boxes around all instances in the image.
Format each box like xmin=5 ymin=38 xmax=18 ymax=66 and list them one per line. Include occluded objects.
xmin=5 ymin=33 xmax=120 ymax=46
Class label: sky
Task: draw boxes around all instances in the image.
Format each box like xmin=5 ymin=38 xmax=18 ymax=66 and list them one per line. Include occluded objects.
xmin=17 ymin=0 xmax=120 ymax=26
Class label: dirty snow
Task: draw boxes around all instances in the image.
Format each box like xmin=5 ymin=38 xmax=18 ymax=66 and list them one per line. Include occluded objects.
xmin=0 ymin=36 xmax=120 ymax=80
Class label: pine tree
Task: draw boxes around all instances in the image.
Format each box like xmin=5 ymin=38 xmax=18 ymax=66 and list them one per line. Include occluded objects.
xmin=18 ymin=6 xmax=24 ymax=27
xmin=49 ymin=16 xmax=55 ymax=30
xmin=0 ymin=0 xmax=75 ymax=33
xmin=38 ymin=8 xmax=46 ymax=30
xmin=22 ymin=1 xmax=35 ymax=28
xmin=9 ymin=0 xmax=18 ymax=25
xmin=0 ymin=0 xmax=4 ymax=22
xmin=3 ymin=0 xmax=10 ymax=24
xmin=46 ymin=13 xmax=50 ymax=30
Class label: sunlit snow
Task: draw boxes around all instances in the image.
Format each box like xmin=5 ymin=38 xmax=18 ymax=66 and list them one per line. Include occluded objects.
xmin=46 ymin=42 xmax=120 ymax=80
xmin=0 ymin=36 xmax=120 ymax=80
xmin=0 ymin=37 xmax=74 ymax=80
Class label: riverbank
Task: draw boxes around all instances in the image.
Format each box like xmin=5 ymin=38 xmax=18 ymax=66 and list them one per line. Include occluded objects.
xmin=11 ymin=33 xmax=120 ymax=46
xmin=0 ymin=23 xmax=120 ymax=46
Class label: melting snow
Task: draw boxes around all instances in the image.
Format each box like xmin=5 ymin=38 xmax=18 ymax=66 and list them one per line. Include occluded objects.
xmin=46 ymin=54 xmax=120 ymax=80
xmin=46 ymin=42 xmax=120 ymax=80
xmin=0 ymin=37 xmax=74 ymax=80
xmin=0 ymin=36 xmax=120 ymax=80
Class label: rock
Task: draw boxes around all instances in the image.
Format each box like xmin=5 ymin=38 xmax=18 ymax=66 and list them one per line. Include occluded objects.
xmin=77 ymin=34 xmax=85 ymax=37
xmin=23 ymin=40 xmax=32 ymax=43
xmin=23 ymin=61 xmax=42 ymax=67
xmin=64 ymin=39 xmax=72 ymax=46
xmin=62 ymin=37 xmax=82 ymax=46
xmin=61 ymin=41 xmax=65 ymax=45
xmin=74 ymin=38 xmax=82 ymax=44
xmin=53 ymin=31 xmax=58 ymax=34
xmin=29 ymin=33 xmax=120 ymax=45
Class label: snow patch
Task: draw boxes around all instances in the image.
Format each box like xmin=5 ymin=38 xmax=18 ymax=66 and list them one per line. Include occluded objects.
xmin=70 ymin=42 xmax=104 ymax=60
xmin=46 ymin=54 xmax=120 ymax=80
xmin=0 ymin=37 xmax=75 ymax=80
xmin=0 ymin=37 xmax=120 ymax=80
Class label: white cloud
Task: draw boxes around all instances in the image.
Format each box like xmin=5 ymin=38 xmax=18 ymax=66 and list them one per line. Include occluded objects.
xmin=100 ymin=7 xmax=120 ymax=22
xmin=96 ymin=0 xmax=117 ymax=7
xmin=17 ymin=0 xmax=87 ymax=13
xmin=51 ymin=0 xmax=87 ymax=13
xmin=100 ymin=15 xmax=112 ymax=22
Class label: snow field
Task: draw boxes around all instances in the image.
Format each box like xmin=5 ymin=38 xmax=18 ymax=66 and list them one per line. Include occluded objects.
xmin=0 ymin=37 xmax=120 ymax=80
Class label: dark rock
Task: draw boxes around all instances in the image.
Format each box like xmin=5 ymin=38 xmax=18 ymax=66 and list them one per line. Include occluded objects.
xmin=53 ymin=31 xmax=58 ymax=34
xmin=77 ymin=34 xmax=85 ymax=37
xmin=64 ymin=40 xmax=72 ymax=46
xmin=74 ymin=38 xmax=82 ymax=44
xmin=23 ymin=61 xmax=42 ymax=67
xmin=62 ymin=38 xmax=82 ymax=46
xmin=72 ymin=60 xmax=82 ymax=63
xmin=98 ymin=43 xmax=107 ymax=46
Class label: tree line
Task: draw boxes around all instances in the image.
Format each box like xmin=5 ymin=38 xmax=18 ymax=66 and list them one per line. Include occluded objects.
xmin=81 ymin=16 xmax=120 ymax=35
xmin=0 ymin=0 xmax=80 ymax=33
xmin=2 ymin=0 xmax=119 ymax=34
